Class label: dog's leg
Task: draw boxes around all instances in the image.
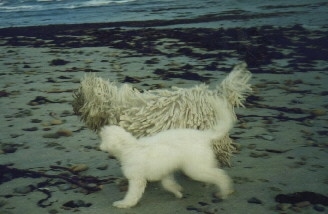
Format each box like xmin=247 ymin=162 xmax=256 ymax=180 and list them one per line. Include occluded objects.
xmin=161 ymin=175 xmax=183 ymax=198
xmin=113 ymin=178 xmax=147 ymax=208
xmin=183 ymin=167 xmax=233 ymax=199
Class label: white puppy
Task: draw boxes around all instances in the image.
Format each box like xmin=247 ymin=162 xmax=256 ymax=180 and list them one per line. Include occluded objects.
xmin=99 ymin=99 xmax=235 ymax=208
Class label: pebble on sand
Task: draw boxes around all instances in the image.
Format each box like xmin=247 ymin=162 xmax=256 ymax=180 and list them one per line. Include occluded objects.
xmin=14 ymin=185 xmax=34 ymax=194
xmin=249 ymin=152 xmax=269 ymax=158
xmin=1 ymin=144 xmax=18 ymax=153
xmin=56 ymin=129 xmax=73 ymax=137
xmin=294 ymin=201 xmax=311 ymax=208
xmin=313 ymin=204 xmax=325 ymax=212
xmin=259 ymin=134 xmax=275 ymax=141
xmin=96 ymin=164 xmax=109 ymax=170
xmin=50 ymin=58 xmax=70 ymax=66
xmin=22 ymin=127 xmax=38 ymax=131
xmin=42 ymin=133 xmax=60 ymax=139
xmin=42 ymin=129 xmax=72 ymax=139
xmin=0 ymin=90 xmax=10 ymax=97
xmin=276 ymin=203 xmax=292 ymax=211
xmin=51 ymin=119 xmax=63 ymax=125
xmin=69 ymin=164 xmax=89 ymax=173
xmin=247 ymin=197 xmax=263 ymax=204
xmin=62 ymin=200 xmax=92 ymax=208
xmin=310 ymin=109 xmax=326 ymax=117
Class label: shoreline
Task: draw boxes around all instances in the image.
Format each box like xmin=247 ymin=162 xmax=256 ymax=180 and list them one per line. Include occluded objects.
xmin=1 ymin=8 xmax=325 ymax=31
xmin=1 ymin=0 xmax=328 ymax=30
xmin=1 ymin=6 xmax=328 ymax=32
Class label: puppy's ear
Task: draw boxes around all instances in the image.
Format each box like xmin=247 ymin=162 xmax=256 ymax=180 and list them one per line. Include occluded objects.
xmin=99 ymin=126 xmax=112 ymax=152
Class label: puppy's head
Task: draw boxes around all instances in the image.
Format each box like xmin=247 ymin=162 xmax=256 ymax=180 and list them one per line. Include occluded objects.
xmin=99 ymin=125 xmax=136 ymax=155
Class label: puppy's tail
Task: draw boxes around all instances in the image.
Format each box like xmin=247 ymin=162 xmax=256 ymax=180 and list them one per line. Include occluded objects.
xmin=207 ymin=97 xmax=235 ymax=141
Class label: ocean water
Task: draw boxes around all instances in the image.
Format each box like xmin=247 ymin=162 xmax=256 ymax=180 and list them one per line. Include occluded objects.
xmin=0 ymin=0 xmax=327 ymax=29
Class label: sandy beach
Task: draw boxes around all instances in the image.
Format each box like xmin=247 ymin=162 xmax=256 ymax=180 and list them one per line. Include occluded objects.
xmin=0 ymin=22 xmax=327 ymax=214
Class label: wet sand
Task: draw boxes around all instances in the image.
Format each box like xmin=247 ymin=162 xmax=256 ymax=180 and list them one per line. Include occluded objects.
xmin=0 ymin=22 xmax=327 ymax=213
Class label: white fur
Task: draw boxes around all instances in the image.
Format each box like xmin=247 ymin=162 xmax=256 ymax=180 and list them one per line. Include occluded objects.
xmin=99 ymin=123 xmax=234 ymax=208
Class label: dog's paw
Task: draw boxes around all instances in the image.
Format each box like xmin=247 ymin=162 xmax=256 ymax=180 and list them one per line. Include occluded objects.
xmin=113 ymin=200 xmax=135 ymax=208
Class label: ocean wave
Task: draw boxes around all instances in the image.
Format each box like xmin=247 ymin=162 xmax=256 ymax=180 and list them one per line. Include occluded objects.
xmin=81 ymin=0 xmax=136 ymax=7
xmin=0 ymin=0 xmax=136 ymax=12
xmin=0 ymin=5 xmax=44 ymax=12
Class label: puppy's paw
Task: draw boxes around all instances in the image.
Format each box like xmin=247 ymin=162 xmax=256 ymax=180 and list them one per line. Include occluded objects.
xmin=113 ymin=200 xmax=135 ymax=208
xmin=215 ymin=189 xmax=234 ymax=199
xmin=175 ymin=191 xmax=183 ymax=199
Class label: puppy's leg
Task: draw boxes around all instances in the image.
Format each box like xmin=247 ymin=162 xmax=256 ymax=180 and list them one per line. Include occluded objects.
xmin=113 ymin=178 xmax=147 ymax=208
xmin=161 ymin=175 xmax=183 ymax=198
xmin=183 ymin=167 xmax=233 ymax=199
xmin=211 ymin=168 xmax=234 ymax=199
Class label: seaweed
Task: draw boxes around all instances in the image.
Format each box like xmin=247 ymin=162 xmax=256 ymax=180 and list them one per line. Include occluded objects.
xmin=275 ymin=191 xmax=328 ymax=206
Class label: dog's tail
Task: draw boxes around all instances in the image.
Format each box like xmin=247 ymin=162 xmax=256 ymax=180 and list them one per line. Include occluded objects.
xmin=207 ymin=97 xmax=235 ymax=141
xmin=218 ymin=62 xmax=252 ymax=108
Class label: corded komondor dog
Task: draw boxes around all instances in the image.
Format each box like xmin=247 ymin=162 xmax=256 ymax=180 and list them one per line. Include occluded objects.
xmin=73 ymin=62 xmax=252 ymax=166
xmin=99 ymin=96 xmax=234 ymax=208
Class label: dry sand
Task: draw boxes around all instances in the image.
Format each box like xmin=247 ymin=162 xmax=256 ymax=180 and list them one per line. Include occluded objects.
xmin=0 ymin=24 xmax=327 ymax=214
